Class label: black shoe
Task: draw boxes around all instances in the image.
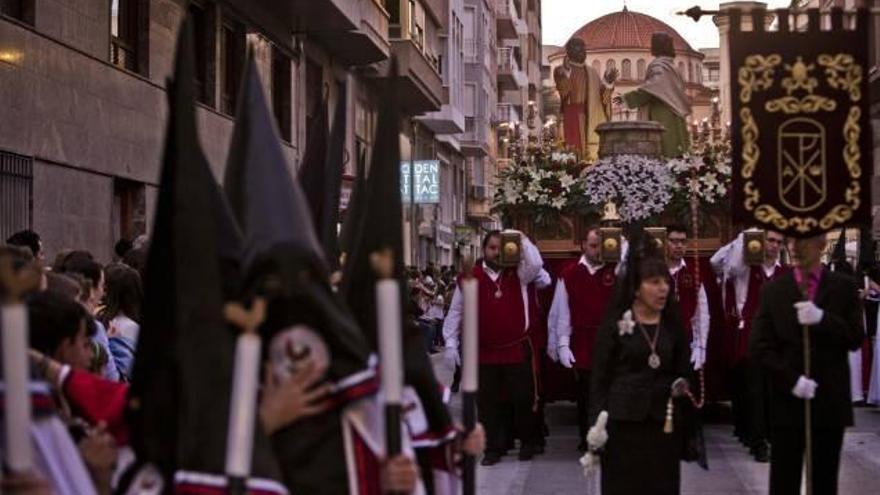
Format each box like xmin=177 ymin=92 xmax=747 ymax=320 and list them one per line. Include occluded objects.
xmin=518 ymin=445 xmax=537 ymax=461
xmin=751 ymin=441 xmax=770 ymax=463
xmin=481 ymin=452 xmax=502 ymax=466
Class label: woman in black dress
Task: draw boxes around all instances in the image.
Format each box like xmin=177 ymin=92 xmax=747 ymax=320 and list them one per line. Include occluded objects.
xmin=589 ymin=241 xmax=693 ymax=495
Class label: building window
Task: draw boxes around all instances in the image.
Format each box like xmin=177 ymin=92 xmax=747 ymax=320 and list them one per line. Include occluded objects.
xmin=591 ymin=59 xmax=601 ymax=73
xmin=688 ymin=62 xmax=694 ymax=84
xmin=112 ymin=178 xmax=146 ymax=243
xmin=189 ymin=2 xmax=215 ymax=106
xmin=637 ymin=59 xmax=646 ymax=80
xmin=678 ymin=61 xmax=686 ymax=81
xmin=110 ymin=0 xmax=148 ymax=75
xmin=0 ymin=149 xmax=33 ymax=241
xmin=272 ymin=46 xmax=292 ymax=142
xmin=219 ymin=17 xmax=245 ymax=115
xmin=0 ymin=0 xmax=34 ymax=24
xmin=605 ymin=59 xmax=616 ymax=74
xmin=621 ymin=59 xmax=632 ymax=80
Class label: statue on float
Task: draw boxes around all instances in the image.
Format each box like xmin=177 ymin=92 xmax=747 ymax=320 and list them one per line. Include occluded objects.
xmin=616 ymin=32 xmax=692 ymax=158
xmin=553 ymin=37 xmax=617 ymax=162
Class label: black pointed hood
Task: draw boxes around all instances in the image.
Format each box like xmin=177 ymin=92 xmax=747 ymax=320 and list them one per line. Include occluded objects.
xmin=340 ymin=58 xmax=453 ymax=439
xmin=126 ymin=17 xmax=280 ymax=488
xmin=339 ymin=148 xmax=367 ymax=261
xmin=831 ymin=228 xmax=853 ymax=274
xmin=319 ymin=97 xmax=347 ymax=271
xmin=223 ymin=52 xmax=324 ymax=270
xmin=222 ymin=46 xmax=378 ymax=493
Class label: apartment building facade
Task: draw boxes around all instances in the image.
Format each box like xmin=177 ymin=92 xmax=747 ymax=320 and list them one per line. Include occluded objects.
xmin=0 ymin=0 xmax=481 ymax=266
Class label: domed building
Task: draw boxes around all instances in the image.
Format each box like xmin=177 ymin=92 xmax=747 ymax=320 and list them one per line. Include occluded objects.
xmin=544 ymin=7 xmax=717 ymax=133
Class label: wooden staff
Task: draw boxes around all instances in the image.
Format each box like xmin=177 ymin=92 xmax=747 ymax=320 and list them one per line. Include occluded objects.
xmin=460 ymin=258 xmax=479 ymax=495
xmin=796 ymin=272 xmax=813 ymax=495
xmin=371 ymin=249 xmax=403 ymax=467
xmin=223 ymin=297 xmax=267 ymax=495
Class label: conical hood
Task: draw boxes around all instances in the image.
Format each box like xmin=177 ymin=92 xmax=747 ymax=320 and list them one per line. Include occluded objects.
xmin=223 ymin=52 xmax=324 ymax=270
xmin=858 ymin=226 xmax=874 ymax=275
xmin=127 ymin=18 xmax=280 ymax=487
xmin=340 ymin=59 xmax=453 ymax=438
xmin=831 ymin=228 xmax=853 ymax=273
xmin=319 ymin=97 xmax=347 ymax=271
xmin=223 ymin=46 xmax=378 ymax=494
xmin=298 ymin=97 xmax=329 ymax=249
xmin=339 ymin=148 xmax=367 ymax=261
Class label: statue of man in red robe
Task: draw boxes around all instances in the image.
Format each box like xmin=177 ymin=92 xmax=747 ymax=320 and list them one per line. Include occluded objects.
xmin=553 ymin=38 xmax=617 ymax=161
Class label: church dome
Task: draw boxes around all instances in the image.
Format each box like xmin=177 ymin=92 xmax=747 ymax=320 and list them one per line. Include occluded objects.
xmin=568 ymin=7 xmax=700 ymax=56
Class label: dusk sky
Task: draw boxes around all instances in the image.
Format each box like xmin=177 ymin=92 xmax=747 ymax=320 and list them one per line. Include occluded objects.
xmin=542 ymin=0 xmax=793 ymax=49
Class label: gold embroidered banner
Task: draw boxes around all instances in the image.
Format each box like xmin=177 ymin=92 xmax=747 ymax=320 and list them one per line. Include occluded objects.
xmin=729 ymin=8 xmax=872 ymax=238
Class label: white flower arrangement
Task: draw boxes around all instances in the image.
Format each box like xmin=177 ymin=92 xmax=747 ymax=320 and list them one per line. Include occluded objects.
xmin=667 ymin=151 xmax=732 ymax=205
xmin=493 ymin=159 xmax=585 ymax=212
xmin=581 ymin=154 xmax=675 ymax=223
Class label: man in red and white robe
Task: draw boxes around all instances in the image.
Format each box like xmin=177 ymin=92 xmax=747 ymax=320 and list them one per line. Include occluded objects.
xmin=710 ymin=229 xmax=787 ymax=463
xmin=666 ymin=225 xmax=709 ymax=370
xmin=442 ymin=230 xmax=544 ymax=465
xmin=549 ymin=226 xmax=618 ymax=452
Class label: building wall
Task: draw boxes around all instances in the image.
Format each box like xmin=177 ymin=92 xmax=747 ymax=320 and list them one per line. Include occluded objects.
xmin=0 ymin=0 xmax=298 ymax=261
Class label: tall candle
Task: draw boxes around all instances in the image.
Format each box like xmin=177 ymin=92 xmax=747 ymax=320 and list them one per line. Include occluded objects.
xmin=2 ymin=303 xmax=32 ymax=471
xmin=461 ymin=278 xmax=479 ymax=393
xmin=377 ymin=280 xmax=403 ymax=404
xmin=225 ymin=333 xmax=261 ymax=478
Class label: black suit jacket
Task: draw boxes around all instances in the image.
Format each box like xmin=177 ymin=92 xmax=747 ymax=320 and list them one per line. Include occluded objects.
xmin=749 ymin=269 xmax=864 ymax=429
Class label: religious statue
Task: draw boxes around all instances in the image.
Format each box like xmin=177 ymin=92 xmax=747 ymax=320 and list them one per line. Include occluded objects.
xmin=553 ymin=38 xmax=616 ymax=162
xmin=616 ymin=33 xmax=692 ymax=158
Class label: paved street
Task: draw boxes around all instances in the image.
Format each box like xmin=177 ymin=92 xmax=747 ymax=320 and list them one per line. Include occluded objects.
xmin=431 ymin=355 xmax=880 ymax=494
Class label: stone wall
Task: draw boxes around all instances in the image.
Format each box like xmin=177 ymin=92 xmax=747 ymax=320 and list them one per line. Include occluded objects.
xmin=0 ymin=4 xmax=298 ymax=261
xmin=32 ymin=160 xmax=114 ymax=262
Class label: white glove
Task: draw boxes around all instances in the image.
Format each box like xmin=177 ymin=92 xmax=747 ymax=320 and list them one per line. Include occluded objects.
xmin=557 ymin=336 xmax=576 ymax=368
xmin=558 ymin=346 xmax=575 ymax=368
xmin=586 ymin=411 xmax=609 ymax=450
xmin=794 ymin=301 xmax=824 ymax=326
xmin=791 ymin=375 xmax=818 ymax=400
xmin=444 ymin=347 xmax=461 ymax=368
xmin=546 ymin=343 xmax=559 ymax=362
xmin=690 ymin=342 xmax=705 ymax=370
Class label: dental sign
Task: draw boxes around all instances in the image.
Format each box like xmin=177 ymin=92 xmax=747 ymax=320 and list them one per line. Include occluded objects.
xmin=401 ymin=160 xmax=440 ymax=204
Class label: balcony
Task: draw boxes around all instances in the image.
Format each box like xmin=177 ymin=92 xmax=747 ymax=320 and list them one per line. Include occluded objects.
xmin=496 ymin=102 xmax=521 ymax=125
xmin=499 ymin=88 xmax=524 ymax=114
xmin=467 ymin=184 xmax=495 ymax=220
xmin=497 ymin=48 xmax=527 ymax=90
xmin=234 ymin=0 xmax=389 ymax=65
xmin=461 ymin=117 xmax=491 ymax=157
xmin=371 ymin=39 xmax=443 ymax=115
xmin=327 ymin=0 xmax=392 ymax=65
xmin=495 ymin=0 xmax=526 ymax=40
xmin=527 ymin=59 xmax=540 ymax=87
xmin=418 ymin=88 xmax=466 ymax=134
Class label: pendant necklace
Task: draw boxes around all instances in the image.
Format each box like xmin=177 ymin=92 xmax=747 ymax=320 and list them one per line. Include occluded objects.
xmin=489 ymin=274 xmax=503 ymax=299
xmin=636 ymin=318 xmax=662 ymax=369
xmin=492 ymin=277 xmax=504 ymax=299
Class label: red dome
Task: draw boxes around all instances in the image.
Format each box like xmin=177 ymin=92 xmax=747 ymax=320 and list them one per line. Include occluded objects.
xmin=568 ymin=7 xmax=699 ymax=55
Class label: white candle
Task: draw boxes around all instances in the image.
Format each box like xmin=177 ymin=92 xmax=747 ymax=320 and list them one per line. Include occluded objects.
xmin=377 ymin=279 xmax=403 ymax=404
xmin=2 ymin=303 xmax=32 ymax=472
xmin=461 ymin=278 xmax=479 ymax=393
xmin=225 ymin=333 xmax=261 ymax=478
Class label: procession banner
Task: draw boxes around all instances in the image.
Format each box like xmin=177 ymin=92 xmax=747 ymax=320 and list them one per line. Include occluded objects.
xmin=729 ymin=8 xmax=872 ymax=238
